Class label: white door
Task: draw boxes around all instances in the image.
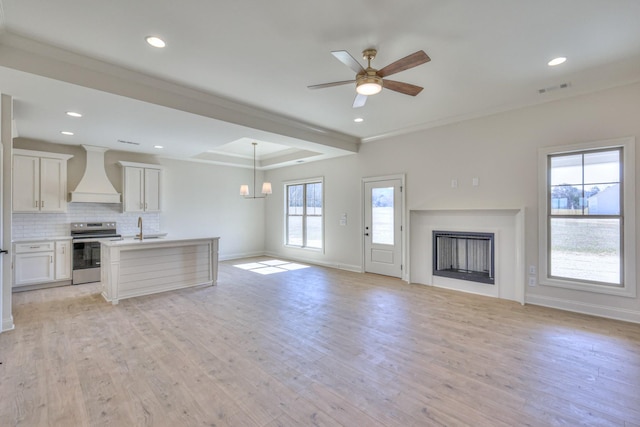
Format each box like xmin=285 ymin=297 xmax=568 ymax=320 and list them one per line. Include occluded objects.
xmin=364 ymin=178 xmax=403 ymax=278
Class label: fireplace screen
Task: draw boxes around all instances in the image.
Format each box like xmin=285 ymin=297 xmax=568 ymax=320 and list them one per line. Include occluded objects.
xmin=433 ymin=231 xmax=495 ymax=284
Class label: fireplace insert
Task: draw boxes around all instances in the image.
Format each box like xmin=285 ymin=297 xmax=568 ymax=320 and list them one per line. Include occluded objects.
xmin=432 ymin=231 xmax=495 ymax=284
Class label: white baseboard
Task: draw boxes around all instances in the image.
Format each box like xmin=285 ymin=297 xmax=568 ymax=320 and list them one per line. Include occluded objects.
xmin=526 ymin=294 xmax=640 ymax=324
xmin=2 ymin=315 xmax=15 ymax=332
xmin=263 ymin=250 xmax=362 ymax=273
xmin=219 ymin=251 xmax=266 ymax=261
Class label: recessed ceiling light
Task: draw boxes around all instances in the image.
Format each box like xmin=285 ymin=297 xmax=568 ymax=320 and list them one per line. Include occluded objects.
xmin=145 ymin=36 xmax=166 ymax=48
xmin=354 ymin=117 xmax=364 ymax=123
xmin=61 ymin=131 xmax=74 ymax=136
xmin=154 ymin=145 xmax=164 ymax=149
xmin=66 ymin=111 xmax=82 ymax=118
xmin=548 ymin=57 xmax=567 ymax=66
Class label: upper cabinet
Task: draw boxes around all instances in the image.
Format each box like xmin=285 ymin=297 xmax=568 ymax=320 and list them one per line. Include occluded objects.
xmin=118 ymin=161 xmax=162 ymax=212
xmin=13 ymin=149 xmax=73 ymax=213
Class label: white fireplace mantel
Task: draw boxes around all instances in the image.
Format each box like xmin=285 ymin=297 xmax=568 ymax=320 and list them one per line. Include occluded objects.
xmin=408 ymin=208 xmax=525 ymax=304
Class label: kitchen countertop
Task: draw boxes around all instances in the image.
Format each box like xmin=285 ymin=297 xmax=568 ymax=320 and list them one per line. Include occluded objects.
xmin=119 ymin=232 xmax=168 ymax=239
xmin=101 ymin=236 xmax=219 ymax=247
xmin=13 ymin=236 xmax=73 ymax=243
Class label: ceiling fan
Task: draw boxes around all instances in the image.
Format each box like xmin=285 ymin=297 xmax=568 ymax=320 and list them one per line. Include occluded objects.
xmin=308 ymin=48 xmax=431 ymax=108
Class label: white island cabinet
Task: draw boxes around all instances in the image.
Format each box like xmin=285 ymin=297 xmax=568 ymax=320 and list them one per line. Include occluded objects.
xmin=100 ymin=237 xmax=219 ymax=304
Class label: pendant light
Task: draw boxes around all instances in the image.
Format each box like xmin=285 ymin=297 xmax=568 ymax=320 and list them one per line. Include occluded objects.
xmin=240 ymin=142 xmax=272 ymax=198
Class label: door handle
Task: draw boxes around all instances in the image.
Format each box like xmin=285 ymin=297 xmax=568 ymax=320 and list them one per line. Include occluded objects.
xmin=0 ymin=249 xmax=8 ymax=254
xmin=364 ymin=233 xmax=369 ymax=236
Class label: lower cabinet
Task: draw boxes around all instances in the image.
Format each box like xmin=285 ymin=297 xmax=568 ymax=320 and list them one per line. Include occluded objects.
xmin=13 ymin=240 xmax=72 ymax=288
xmin=55 ymin=240 xmax=72 ymax=281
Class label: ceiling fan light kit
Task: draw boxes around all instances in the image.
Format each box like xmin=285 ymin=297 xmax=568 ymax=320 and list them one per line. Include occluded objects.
xmin=356 ymin=75 xmax=383 ymax=95
xmin=308 ymin=47 xmax=431 ymax=108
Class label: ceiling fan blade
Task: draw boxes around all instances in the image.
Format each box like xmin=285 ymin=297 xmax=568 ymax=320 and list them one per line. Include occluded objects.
xmin=378 ymin=50 xmax=431 ymax=78
xmin=331 ymin=50 xmax=365 ymax=74
xmin=307 ymin=80 xmax=355 ymax=90
xmin=382 ymin=79 xmax=424 ymax=96
xmin=352 ymin=93 xmax=367 ymax=108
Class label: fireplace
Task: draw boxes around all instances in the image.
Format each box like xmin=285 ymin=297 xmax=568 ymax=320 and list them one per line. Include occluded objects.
xmin=432 ymin=231 xmax=495 ymax=285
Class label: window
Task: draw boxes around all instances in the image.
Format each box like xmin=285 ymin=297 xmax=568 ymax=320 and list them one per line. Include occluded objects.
xmin=538 ymin=137 xmax=636 ymax=296
xmin=286 ymin=178 xmax=323 ymax=249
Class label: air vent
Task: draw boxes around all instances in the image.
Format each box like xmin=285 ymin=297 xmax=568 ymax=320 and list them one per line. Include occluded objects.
xmin=538 ymin=82 xmax=571 ymax=94
xmin=117 ymin=139 xmax=140 ymax=145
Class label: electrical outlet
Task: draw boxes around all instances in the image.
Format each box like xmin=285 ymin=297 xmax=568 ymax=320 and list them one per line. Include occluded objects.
xmin=529 ymin=265 xmax=536 ymax=275
xmin=528 ymin=277 xmax=537 ymax=286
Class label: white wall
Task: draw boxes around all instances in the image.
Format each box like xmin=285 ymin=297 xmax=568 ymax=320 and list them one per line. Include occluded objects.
xmin=156 ymin=158 xmax=265 ymax=259
xmin=7 ymin=81 xmax=640 ymax=322
xmin=264 ymin=81 xmax=640 ymax=322
xmin=263 ymin=154 xmax=362 ymax=271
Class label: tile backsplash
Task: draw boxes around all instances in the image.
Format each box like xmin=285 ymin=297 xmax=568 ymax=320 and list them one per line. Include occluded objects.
xmin=13 ymin=203 xmax=161 ymax=240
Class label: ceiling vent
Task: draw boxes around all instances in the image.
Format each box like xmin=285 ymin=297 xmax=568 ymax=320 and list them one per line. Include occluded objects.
xmin=538 ymin=82 xmax=571 ymax=94
xmin=118 ymin=139 xmax=140 ymax=145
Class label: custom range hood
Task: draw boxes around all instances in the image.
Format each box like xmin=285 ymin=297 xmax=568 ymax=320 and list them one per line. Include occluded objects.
xmin=70 ymin=145 xmax=121 ymax=203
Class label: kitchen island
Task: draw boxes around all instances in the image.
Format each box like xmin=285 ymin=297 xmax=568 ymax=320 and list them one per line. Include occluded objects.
xmin=100 ymin=237 xmax=219 ymax=304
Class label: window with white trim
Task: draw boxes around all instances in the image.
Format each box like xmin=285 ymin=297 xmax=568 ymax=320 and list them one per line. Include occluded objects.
xmin=538 ymin=137 xmax=636 ymax=296
xmin=285 ymin=178 xmax=323 ymax=249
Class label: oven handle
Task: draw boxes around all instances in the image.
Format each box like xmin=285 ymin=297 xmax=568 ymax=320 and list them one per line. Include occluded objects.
xmin=72 ymin=237 xmax=121 ymax=243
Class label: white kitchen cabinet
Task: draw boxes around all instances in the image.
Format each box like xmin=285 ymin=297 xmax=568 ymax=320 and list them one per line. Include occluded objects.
xmin=55 ymin=240 xmax=72 ymax=281
xmin=14 ymin=242 xmax=55 ymax=287
xmin=13 ymin=149 xmax=73 ymax=213
xmin=119 ymin=161 xmax=162 ymax=212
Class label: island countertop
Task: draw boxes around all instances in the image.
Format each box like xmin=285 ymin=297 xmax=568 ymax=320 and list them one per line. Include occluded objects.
xmin=101 ymin=235 xmax=218 ymax=247
xmin=101 ymin=236 xmax=219 ymax=304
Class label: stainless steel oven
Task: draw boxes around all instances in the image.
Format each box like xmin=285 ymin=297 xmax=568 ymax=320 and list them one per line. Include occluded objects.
xmin=71 ymin=222 xmax=121 ymax=284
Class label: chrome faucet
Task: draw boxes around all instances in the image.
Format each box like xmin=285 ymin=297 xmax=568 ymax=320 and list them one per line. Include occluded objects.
xmin=136 ymin=216 xmax=143 ymax=240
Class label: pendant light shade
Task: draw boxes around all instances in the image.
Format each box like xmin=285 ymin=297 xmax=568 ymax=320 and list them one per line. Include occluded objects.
xmin=261 ymin=182 xmax=272 ymax=195
xmin=240 ymin=142 xmax=271 ymax=199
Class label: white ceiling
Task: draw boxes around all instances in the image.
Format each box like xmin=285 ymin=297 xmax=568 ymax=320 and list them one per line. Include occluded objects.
xmin=1 ymin=0 xmax=640 ymax=168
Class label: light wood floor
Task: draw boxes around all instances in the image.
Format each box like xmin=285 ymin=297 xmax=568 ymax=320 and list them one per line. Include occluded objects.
xmin=1 ymin=258 xmax=639 ymax=427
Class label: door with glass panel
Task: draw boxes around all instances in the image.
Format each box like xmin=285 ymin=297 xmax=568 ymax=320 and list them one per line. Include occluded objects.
xmin=364 ymin=178 xmax=402 ymax=277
